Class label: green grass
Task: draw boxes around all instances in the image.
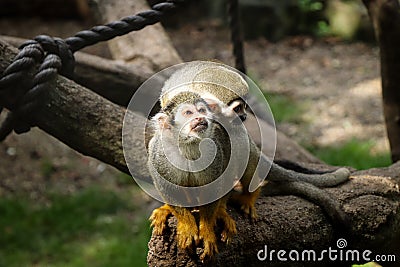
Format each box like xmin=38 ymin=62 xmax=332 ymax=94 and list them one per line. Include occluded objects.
xmin=0 ymin=187 xmax=150 ymax=267
xmin=263 ymin=92 xmax=306 ymax=123
xmin=307 ymin=138 xmax=391 ymax=170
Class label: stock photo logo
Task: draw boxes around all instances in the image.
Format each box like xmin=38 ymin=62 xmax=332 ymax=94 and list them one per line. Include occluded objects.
xmin=257 ymin=238 xmax=397 ymax=264
xmin=122 ymin=61 xmax=276 ymax=207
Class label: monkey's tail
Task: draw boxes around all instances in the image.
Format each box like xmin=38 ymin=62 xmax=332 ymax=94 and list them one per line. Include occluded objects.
xmin=266 ymin=157 xmax=351 ymax=188
xmin=263 ymin=181 xmax=350 ymax=229
xmin=274 ymin=159 xmax=334 ymax=175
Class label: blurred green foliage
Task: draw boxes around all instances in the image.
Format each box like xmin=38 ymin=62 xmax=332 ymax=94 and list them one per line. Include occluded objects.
xmin=307 ymin=138 xmax=391 ymax=170
xmin=263 ymin=92 xmax=306 ymax=123
xmin=297 ymin=0 xmax=329 ymax=36
xmin=0 ymin=187 xmax=150 ymax=267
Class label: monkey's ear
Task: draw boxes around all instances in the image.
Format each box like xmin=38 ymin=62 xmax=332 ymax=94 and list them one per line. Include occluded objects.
xmin=152 ymin=113 xmax=170 ymax=130
xmin=203 ymin=98 xmax=221 ymax=113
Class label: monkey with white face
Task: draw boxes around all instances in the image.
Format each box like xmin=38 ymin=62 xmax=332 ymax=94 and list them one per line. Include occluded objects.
xmin=148 ymin=92 xmax=237 ymax=261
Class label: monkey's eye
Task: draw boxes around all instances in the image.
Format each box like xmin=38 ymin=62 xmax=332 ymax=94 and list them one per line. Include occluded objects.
xmin=183 ymin=110 xmax=193 ymax=116
xmin=198 ymin=107 xmax=206 ymax=114
xmin=233 ymin=104 xmax=243 ymax=113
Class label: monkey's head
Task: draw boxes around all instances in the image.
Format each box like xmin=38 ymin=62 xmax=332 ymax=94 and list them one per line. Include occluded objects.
xmin=160 ymin=61 xmax=249 ymax=121
xmin=154 ymin=92 xmax=215 ymax=144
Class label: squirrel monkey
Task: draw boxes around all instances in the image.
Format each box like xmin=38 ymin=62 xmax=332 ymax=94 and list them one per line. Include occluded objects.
xmin=158 ymin=61 xmax=350 ymax=200
xmin=148 ymin=92 xmax=238 ymax=261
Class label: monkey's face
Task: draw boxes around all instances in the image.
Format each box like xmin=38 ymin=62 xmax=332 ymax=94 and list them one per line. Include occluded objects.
xmin=227 ymin=99 xmax=247 ymax=124
xmin=174 ymin=101 xmax=213 ymax=143
xmin=205 ymin=98 xmax=247 ymax=125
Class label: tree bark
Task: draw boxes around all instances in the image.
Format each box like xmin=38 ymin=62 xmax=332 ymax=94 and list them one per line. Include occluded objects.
xmin=362 ymin=0 xmax=400 ymax=162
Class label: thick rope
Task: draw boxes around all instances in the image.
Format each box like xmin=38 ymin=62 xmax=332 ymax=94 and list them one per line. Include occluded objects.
xmin=65 ymin=1 xmax=181 ymax=52
xmin=0 ymin=0 xmax=182 ymax=141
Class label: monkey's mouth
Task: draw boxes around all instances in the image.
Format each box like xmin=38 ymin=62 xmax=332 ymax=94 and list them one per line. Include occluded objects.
xmin=191 ymin=120 xmax=208 ymax=132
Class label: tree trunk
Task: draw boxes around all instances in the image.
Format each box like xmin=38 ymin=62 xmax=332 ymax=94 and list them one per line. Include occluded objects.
xmin=363 ymin=0 xmax=400 ymax=162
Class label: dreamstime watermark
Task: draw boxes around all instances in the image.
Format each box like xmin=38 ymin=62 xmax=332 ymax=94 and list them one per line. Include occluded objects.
xmin=257 ymin=238 xmax=397 ymax=263
xmin=122 ymin=61 xmax=277 ymax=206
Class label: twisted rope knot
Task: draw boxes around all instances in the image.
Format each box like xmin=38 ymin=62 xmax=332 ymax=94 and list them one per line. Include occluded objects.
xmin=33 ymin=35 xmax=75 ymax=77
xmin=0 ymin=35 xmax=76 ymax=137
xmin=0 ymin=35 xmax=75 ymax=109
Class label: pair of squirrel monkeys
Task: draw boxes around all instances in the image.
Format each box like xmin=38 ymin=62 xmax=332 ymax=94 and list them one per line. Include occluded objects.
xmin=147 ymin=61 xmax=350 ymax=261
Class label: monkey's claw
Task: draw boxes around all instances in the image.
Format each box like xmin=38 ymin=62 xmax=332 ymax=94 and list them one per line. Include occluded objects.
xmin=220 ymin=218 xmax=237 ymax=243
xmin=149 ymin=205 xmax=173 ymax=235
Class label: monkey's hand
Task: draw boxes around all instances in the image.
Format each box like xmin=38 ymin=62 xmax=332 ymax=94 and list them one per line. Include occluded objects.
xmin=216 ymin=204 xmax=237 ymax=243
xmin=150 ymin=205 xmax=199 ymax=249
xmin=230 ymin=188 xmax=260 ymax=221
xmin=174 ymin=207 xmax=199 ymax=250
xmin=149 ymin=204 xmax=173 ymax=235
